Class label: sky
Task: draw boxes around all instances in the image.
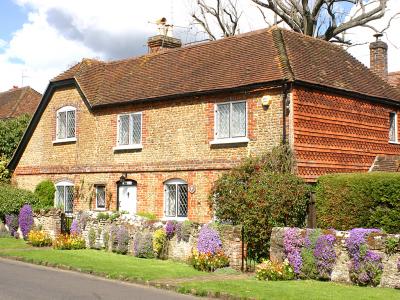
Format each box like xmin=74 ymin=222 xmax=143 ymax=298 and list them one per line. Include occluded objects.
xmin=0 ymin=0 xmax=399 ymax=94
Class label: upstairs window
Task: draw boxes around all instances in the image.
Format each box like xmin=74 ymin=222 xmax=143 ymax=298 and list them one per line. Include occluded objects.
xmin=164 ymin=179 xmax=188 ymax=219
xmin=116 ymin=112 xmax=142 ymax=149
xmin=215 ymin=101 xmax=247 ymax=140
xmin=95 ymin=185 xmax=106 ymax=210
xmin=389 ymin=112 xmax=398 ymax=143
xmin=55 ymin=181 xmax=74 ymax=214
xmin=56 ymin=106 xmax=76 ymax=141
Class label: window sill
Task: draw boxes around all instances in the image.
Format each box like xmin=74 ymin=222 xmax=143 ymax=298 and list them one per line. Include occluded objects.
xmin=210 ymin=137 xmax=250 ymax=145
xmin=389 ymin=141 xmax=400 ymax=145
xmin=162 ymin=216 xmax=188 ymax=222
xmin=113 ymin=144 xmax=143 ymax=151
xmin=53 ymin=137 xmax=77 ymax=144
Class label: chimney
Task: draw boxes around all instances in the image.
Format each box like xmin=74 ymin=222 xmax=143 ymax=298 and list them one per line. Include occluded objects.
xmin=370 ymin=33 xmax=388 ymax=79
xmin=147 ymin=17 xmax=182 ymax=53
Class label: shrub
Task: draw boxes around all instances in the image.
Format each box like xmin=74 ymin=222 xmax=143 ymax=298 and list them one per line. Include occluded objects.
xmin=190 ymin=249 xmax=229 ymax=272
xmin=165 ymin=221 xmax=176 ymax=239
xmin=34 ymin=180 xmax=56 ymax=210
xmin=88 ymin=227 xmax=97 ymax=249
xmin=28 ymin=230 xmax=52 ymax=247
xmin=103 ymin=230 xmax=110 ymax=250
xmin=384 ymin=237 xmax=399 ymax=255
xmin=109 ymin=212 xmax=120 ymax=222
xmin=210 ymin=145 xmax=309 ymax=259
xmin=0 ymin=114 xmax=30 ymax=160
xmin=316 ymin=173 xmax=400 ymax=233
xmin=0 ymin=156 xmax=10 ymax=183
xmin=176 ymin=220 xmax=192 ymax=242
xmin=5 ymin=214 xmax=18 ymax=237
xmin=96 ymin=212 xmax=109 ymax=221
xmin=300 ymin=229 xmax=320 ymax=279
xmin=19 ymin=204 xmax=34 ymax=239
xmin=53 ymin=234 xmax=86 ymax=250
xmin=116 ymin=226 xmax=130 ymax=254
xmin=197 ymin=225 xmax=222 ymax=255
xmin=153 ymin=228 xmax=167 ymax=258
xmin=345 ymin=228 xmax=383 ymax=286
xmin=0 ymin=184 xmax=40 ymax=219
xmin=133 ymin=231 xmax=154 ymax=258
xmin=136 ymin=212 xmax=157 ymax=220
xmin=108 ymin=225 xmax=118 ymax=252
xmin=256 ymin=259 xmax=295 ymax=281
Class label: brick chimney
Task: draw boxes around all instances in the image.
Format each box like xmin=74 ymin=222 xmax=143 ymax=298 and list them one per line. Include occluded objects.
xmin=370 ymin=33 xmax=388 ymax=79
xmin=147 ymin=17 xmax=182 ymax=53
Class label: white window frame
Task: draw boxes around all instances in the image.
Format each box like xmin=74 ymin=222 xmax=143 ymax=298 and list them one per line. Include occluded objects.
xmin=163 ymin=179 xmax=188 ymax=221
xmin=389 ymin=111 xmax=398 ymax=144
xmin=95 ymin=185 xmax=106 ymax=211
xmin=114 ymin=112 xmax=143 ymax=151
xmin=54 ymin=181 xmax=74 ymax=215
xmin=211 ymin=100 xmax=249 ymax=145
xmin=53 ymin=106 xmax=77 ymax=144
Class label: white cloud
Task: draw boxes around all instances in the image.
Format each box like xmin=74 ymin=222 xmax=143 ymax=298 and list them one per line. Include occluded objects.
xmin=1 ymin=0 xmax=399 ymax=94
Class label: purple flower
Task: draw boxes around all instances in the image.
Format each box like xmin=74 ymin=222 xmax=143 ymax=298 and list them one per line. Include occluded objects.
xmin=18 ymin=204 xmax=33 ymax=239
xmin=116 ymin=226 xmax=130 ymax=254
xmin=314 ymin=234 xmax=336 ymax=279
xmin=165 ymin=221 xmax=176 ymax=239
xmin=5 ymin=214 xmax=18 ymax=237
xmin=197 ymin=225 xmax=222 ymax=255
xmin=70 ymin=219 xmax=81 ymax=235
xmin=284 ymin=228 xmax=303 ymax=275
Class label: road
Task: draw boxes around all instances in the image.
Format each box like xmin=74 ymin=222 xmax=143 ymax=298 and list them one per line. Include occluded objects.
xmin=0 ymin=258 xmax=201 ymax=300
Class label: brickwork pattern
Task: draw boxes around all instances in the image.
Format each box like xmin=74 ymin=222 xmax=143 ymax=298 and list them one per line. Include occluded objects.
xmin=293 ymin=87 xmax=400 ymax=181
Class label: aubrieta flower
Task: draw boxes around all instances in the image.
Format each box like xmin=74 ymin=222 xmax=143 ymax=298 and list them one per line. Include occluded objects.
xmin=19 ymin=204 xmax=34 ymax=239
xmin=314 ymin=234 xmax=336 ymax=279
xmin=197 ymin=225 xmax=222 ymax=255
xmin=284 ymin=228 xmax=303 ymax=275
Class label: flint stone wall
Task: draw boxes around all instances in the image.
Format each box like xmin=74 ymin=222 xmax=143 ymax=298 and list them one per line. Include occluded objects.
xmin=78 ymin=212 xmax=243 ymax=269
xmin=32 ymin=209 xmax=62 ymax=238
xmin=270 ymin=227 xmax=400 ymax=288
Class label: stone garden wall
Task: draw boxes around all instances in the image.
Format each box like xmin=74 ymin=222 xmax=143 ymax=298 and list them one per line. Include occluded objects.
xmin=270 ymin=227 xmax=400 ymax=288
xmin=32 ymin=209 xmax=62 ymax=238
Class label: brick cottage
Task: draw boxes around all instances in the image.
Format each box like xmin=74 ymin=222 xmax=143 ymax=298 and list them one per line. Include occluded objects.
xmin=8 ymin=28 xmax=400 ymax=222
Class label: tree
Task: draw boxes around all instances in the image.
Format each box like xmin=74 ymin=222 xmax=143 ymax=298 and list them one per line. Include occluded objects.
xmin=0 ymin=114 xmax=31 ymax=160
xmin=191 ymin=0 xmax=394 ymax=45
xmin=191 ymin=0 xmax=242 ymax=40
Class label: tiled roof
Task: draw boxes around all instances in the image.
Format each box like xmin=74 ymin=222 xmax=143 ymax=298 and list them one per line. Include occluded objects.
xmin=51 ymin=28 xmax=400 ymax=107
xmin=0 ymin=86 xmax=42 ymax=119
xmin=388 ymin=71 xmax=400 ymax=89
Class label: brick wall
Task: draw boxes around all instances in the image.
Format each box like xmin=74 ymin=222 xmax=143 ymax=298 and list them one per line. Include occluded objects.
xmin=293 ymin=87 xmax=400 ymax=182
xmin=13 ymin=86 xmax=284 ymax=222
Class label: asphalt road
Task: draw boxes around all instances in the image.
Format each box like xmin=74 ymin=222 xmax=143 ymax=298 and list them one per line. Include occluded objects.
xmin=0 ymin=258 xmax=201 ymax=300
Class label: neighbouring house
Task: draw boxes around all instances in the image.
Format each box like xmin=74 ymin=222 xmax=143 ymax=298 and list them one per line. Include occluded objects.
xmin=7 ymin=28 xmax=400 ymax=222
xmin=389 ymin=71 xmax=400 ymax=89
xmin=0 ymin=86 xmax=42 ymax=120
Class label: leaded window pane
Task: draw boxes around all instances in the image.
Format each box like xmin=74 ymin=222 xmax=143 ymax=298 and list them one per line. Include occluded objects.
xmin=67 ymin=110 xmax=75 ymax=138
xmin=96 ymin=186 xmax=106 ymax=209
xmin=119 ymin=115 xmax=130 ymax=145
xmin=56 ymin=186 xmax=64 ymax=209
xmin=231 ymin=102 xmax=246 ymax=137
xmin=217 ymin=103 xmax=230 ymax=138
xmin=389 ymin=112 xmax=397 ymax=142
xmin=58 ymin=111 xmax=67 ymax=139
xmin=65 ymin=186 xmax=74 ymax=213
xmin=131 ymin=114 xmax=141 ymax=145
xmin=177 ymin=184 xmax=188 ymax=217
xmin=165 ymin=184 xmax=176 ymax=217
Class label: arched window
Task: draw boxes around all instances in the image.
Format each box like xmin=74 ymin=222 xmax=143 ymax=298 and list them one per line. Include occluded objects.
xmin=56 ymin=106 xmax=76 ymax=142
xmin=55 ymin=180 xmax=74 ymax=214
xmin=164 ymin=179 xmax=188 ymax=219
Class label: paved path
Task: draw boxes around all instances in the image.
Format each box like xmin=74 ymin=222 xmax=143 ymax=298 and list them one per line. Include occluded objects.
xmin=0 ymin=258 xmax=201 ymax=300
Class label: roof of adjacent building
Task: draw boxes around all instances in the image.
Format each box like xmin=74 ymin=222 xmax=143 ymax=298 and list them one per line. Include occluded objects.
xmin=52 ymin=28 xmax=400 ymax=108
xmin=0 ymin=86 xmax=42 ymax=119
xmin=389 ymin=71 xmax=400 ymax=89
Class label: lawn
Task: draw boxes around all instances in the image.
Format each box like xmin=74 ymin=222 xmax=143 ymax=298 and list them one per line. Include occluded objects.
xmin=179 ymin=279 xmax=400 ymax=300
xmin=0 ymin=237 xmax=31 ymax=249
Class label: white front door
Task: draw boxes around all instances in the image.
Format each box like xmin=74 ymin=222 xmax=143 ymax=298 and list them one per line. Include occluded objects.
xmin=118 ymin=184 xmax=137 ymax=215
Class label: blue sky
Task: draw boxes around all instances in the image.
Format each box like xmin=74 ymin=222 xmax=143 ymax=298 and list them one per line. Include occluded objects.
xmin=0 ymin=1 xmax=27 ymax=45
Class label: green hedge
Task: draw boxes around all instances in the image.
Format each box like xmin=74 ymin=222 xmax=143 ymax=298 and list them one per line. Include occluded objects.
xmin=315 ymin=172 xmax=400 ymax=233
xmin=34 ymin=180 xmax=56 ymax=208
xmin=0 ymin=184 xmax=42 ymax=219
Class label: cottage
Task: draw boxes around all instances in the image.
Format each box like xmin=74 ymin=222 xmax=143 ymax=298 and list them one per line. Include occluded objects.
xmin=8 ymin=28 xmax=400 ymax=222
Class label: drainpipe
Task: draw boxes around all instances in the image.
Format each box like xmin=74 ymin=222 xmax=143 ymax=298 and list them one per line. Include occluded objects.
xmin=282 ymin=82 xmax=291 ymax=144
